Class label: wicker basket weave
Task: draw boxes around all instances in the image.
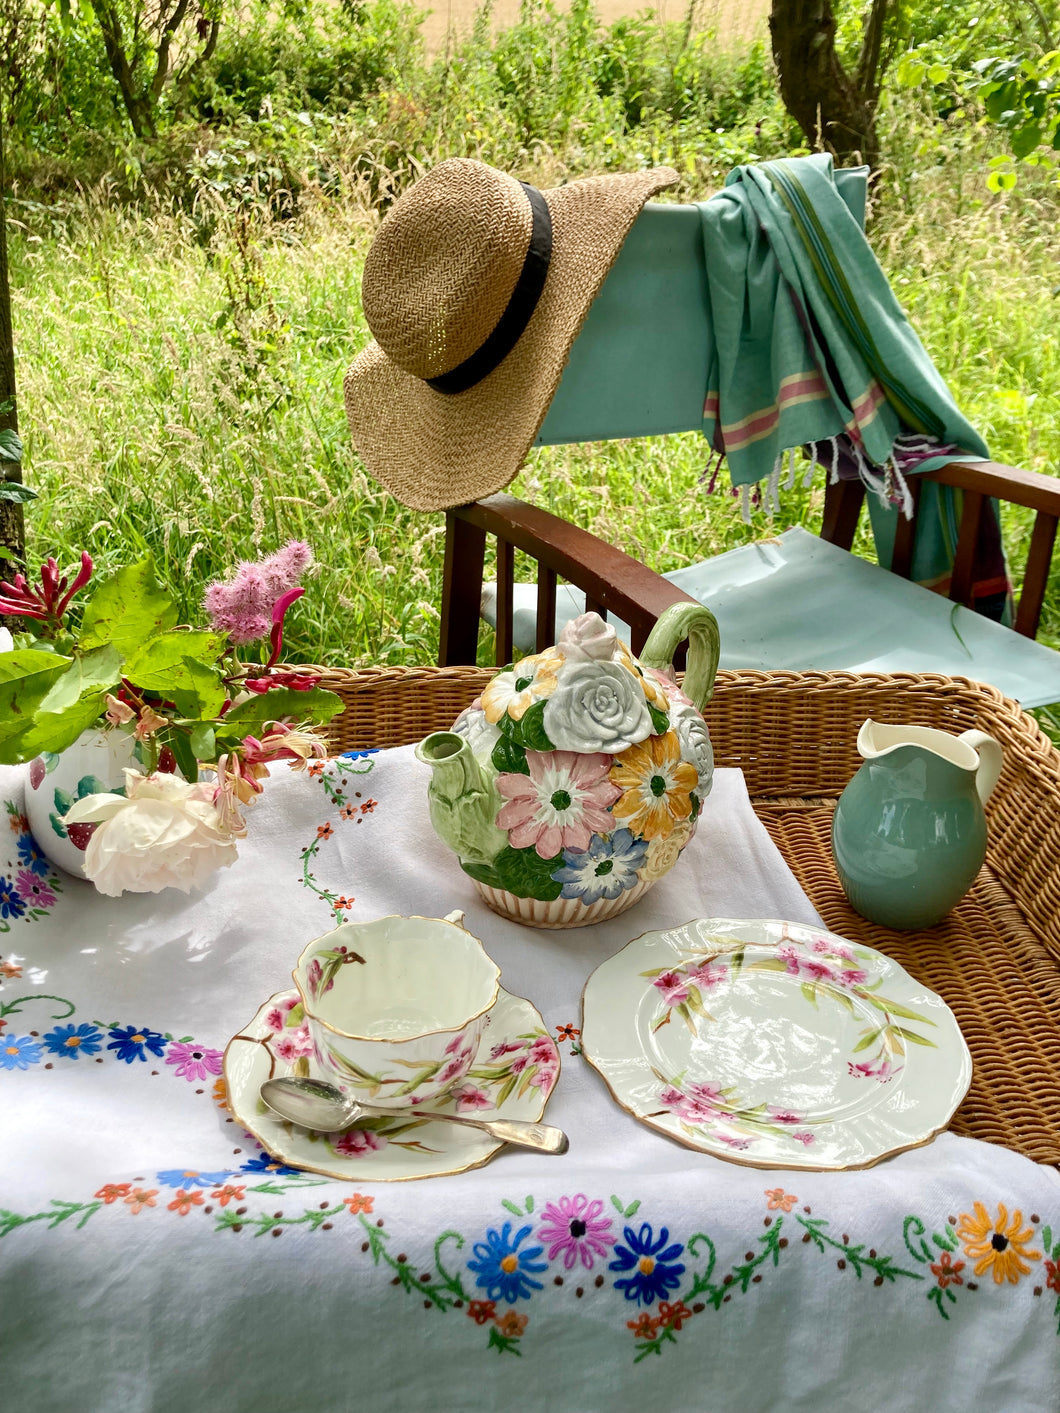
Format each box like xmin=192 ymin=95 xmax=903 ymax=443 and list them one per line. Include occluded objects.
xmin=307 ymin=665 xmax=1060 ymax=1167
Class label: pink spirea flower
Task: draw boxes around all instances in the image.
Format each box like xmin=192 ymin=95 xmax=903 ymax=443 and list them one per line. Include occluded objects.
xmin=165 ymin=1041 xmax=224 ymax=1081
xmin=495 ymin=750 xmax=622 ymax=860
xmin=332 ymin=1127 xmax=387 ymax=1157
xmin=203 ymin=541 xmax=312 ymax=644
xmin=537 ymin=1194 xmax=616 ymax=1270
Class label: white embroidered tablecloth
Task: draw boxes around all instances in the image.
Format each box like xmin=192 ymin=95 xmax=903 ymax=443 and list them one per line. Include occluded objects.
xmin=2 ymin=748 xmax=1058 ymax=1413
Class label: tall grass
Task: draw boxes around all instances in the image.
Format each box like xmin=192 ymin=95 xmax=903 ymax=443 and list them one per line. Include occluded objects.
xmin=7 ymin=6 xmax=1060 ymax=675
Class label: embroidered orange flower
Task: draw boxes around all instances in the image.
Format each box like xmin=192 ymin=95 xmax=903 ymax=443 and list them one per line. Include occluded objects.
xmin=212 ymin=1077 xmax=229 ymax=1109
xmin=307 ymin=761 xmax=327 ymax=778
xmin=610 ymin=731 xmax=696 ymax=840
xmin=467 ymin=1300 xmax=496 ymax=1325
xmin=627 ymin=1313 xmax=660 ymax=1338
xmin=494 ymin=1310 xmax=528 ymax=1338
xmin=657 ymin=1300 xmax=692 ymax=1330
xmin=555 ymin=1023 xmax=580 ymax=1042
xmin=168 ymin=1189 xmax=206 ymax=1216
xmin=765 ymin=1188 xmax=798 ymax=1212
xmin=316 ymin=823 xmax=334 ymax=840
xmin=332 ymin=896 xmax=355 ymax=912
xmin=1045 ymin=1259 xmax=1060 ymax=1294
xmin=211 ymin=1185 xmax=246 ymax=1207
xmin=9 ymin=812 xmax=28 ymax=833
xmin=957 ymin=1202 xmax=1041 ymax=1285
xmin=124 ymin=1188 xmax=158 ymax=1213
xmin=340 ymin=805 xmax=357 ymax=820
xmin=343 ymin=1193 xmax=374 ymax=1215
xmin=1 ymin=959 xmax=22 ymax=979
xmin=95 ymin=1182 xmax=132 ymax=1204
xmin=930 ymin=1250 xmax=965 ymax=1289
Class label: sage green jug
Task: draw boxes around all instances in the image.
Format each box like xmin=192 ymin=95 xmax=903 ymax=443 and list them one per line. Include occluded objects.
xmin=832 ymin=719 xmax=1003 ymax=930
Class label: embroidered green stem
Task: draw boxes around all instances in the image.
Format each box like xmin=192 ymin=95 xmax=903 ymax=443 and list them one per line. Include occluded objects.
xmin=245 ymin=1176 xmax=330 ymax=1197
xmin=357 ymin=1216 xmax=470 ymax=1311
xmin=0 ymin=1199 xmax=103 ymax=1238
xmin=215 ymin=1202 xmax=347 ymax=1236
xmin=797 ymin=1215 xmax=922 ymax=1283
xmin=487 ymin=1326 xmax=523 ymax=1357
xmin=0 ymin=993 xmax=75 ymax=1022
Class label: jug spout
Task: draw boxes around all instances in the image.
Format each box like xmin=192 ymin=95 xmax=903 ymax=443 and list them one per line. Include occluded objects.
xmin=416 ymin=732 xmax=507 ymax=867
xmin=857 ymin=719 xmax=1002 ymax=805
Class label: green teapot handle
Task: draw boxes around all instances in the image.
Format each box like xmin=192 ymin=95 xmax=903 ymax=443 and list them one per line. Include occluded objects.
xmin=639 ymin=603 xmax=720 ymax=714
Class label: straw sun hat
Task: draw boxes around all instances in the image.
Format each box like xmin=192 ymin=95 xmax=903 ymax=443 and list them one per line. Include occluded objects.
xmin=344 ymin=158 xmax=678 ymax=512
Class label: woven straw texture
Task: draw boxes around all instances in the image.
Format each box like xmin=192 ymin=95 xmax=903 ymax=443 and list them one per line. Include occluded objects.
xmin=307 ymin=665 xmax=1060 ymax=1167
xmin=343 ymin=161 xmax=678 ymax=512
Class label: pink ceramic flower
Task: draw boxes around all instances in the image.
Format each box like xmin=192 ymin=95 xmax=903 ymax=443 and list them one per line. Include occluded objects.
xmin=272 ymin=1026 xmax=315 ymax=1062
xmin=453 ymin=1084 xmax=493 ymax=1112
xmin=653 ymin=970 xmax=690 ymax=1006
xmin=537 ymin=1195 xmax=616 ymax=1269
xmin=332 ymin=1128 xmax=388 ymax=1157
xmin=496 ymin=750 xmax=622 ymax=860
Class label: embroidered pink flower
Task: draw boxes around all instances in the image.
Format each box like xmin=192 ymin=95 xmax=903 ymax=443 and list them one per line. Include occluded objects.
xmin=538 ymin=1194 xmax=616 ymax=1269
xmin=453 ymin=1084 xmax=493 ymax=1112
xmin=496 ymin=750 xmax=622 ymax=859
xmin=332 ymin=1128 xmax=388 ymax=1157
xmin=165 ymin=1041 xmax=224 ymax=1082
xmin=15 ymin=870 xmax=56 ymax=908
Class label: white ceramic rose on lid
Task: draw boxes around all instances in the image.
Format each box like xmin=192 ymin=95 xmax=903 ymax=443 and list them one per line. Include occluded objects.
xmin=416 ymin=604 xmax=720 ymax=929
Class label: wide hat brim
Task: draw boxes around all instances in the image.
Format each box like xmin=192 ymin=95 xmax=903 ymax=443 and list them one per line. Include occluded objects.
xmin=344 ymin=166 xmax=679 ymax=512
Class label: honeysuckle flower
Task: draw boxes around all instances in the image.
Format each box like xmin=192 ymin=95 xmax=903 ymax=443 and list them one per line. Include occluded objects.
xmin=133 ymin=705 xmax=168 ymax=740
xmin=104 ymin=693 xmax=136 ymax=726
xmin=64 ymin=769 xmax=239 ymax=897
xmin=496 ymin=750 xmax=622 ymax=859
xmin=543 ymin=660 xmax=652 ymax=754
xmin=0 ymin=551 xmax=93 ymax=634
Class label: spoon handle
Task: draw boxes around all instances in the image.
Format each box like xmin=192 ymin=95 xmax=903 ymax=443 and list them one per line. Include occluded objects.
xmin=416 ymin=1111 xmax=569 ymax=1154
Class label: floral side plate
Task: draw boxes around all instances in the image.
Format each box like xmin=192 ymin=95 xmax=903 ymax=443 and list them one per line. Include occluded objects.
xmin=223 ymin=987 xmax=561 ymax=1182
xmin=581 ymin=918 xmax=972 ymax=1171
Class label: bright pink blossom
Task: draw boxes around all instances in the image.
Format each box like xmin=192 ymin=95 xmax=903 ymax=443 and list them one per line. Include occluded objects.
xmin=538 ymin=1195 xmax=616 ymax=1269
xmin=0 ymin=552 xmax=93 ymax=633
xmin=165 ymin=1041 xmax=224 ymax=1081
xmin=203 ymin=541 xmax=311 ymax=645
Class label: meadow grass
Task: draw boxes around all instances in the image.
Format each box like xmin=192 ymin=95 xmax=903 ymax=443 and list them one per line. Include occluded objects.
xmin=8 ymin=54 xmax=1060 ymax=681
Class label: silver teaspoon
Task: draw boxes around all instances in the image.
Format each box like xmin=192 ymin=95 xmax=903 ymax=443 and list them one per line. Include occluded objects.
xmin=260 ymin=1076 xmax=568 ymax=1155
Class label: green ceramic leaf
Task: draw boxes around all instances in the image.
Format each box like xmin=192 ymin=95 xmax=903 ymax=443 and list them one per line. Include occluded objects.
xmin=78 ymin=557 xmax=179 ymax=657
xmin=511 ymin=699 xmax=555 ymax=752
xmin=491 ymin=735 xmax=529 ymax=776
xmin=460 ymin=859 xmax=506 ymax=891
xmin=494 ymin=844 xmax=564 ymax=901
xmin=53 ymin=787 xmax=73 ymax=814
xmin=689 ymin=791 xmax=701 ymax=821
xmin=648 ymin=703 xmax=670 ymax=735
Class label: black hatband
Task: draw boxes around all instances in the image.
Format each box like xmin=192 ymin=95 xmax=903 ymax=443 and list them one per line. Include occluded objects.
xmin=427 ymin=183 xmax=553 ymax=395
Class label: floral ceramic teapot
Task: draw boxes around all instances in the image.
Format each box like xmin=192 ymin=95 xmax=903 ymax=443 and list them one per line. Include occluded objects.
xmin=416 ymin=604 xmax=720 ymax=928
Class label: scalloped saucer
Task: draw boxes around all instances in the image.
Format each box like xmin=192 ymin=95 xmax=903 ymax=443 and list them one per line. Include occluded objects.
xmin=581 ymin=918 xmax=972 ymax=1171
xmin=223 ymin=987 xmax=561 ymax=1182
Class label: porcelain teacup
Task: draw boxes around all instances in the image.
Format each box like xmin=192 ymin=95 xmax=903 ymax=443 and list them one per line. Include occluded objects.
xmin=291 ymin=912 xmax=501 ymax=1109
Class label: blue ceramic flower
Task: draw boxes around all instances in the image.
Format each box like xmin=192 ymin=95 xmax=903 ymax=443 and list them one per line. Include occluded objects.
xmin=0 ymin=876 xmax=26 ymax=921
xmin=552 ymin=828 xmax=649 ymax=903
xmin=468 ymin=1221 xmax=548 ymax=1302
xmin=0 ymin=1034 xmax=43 ymax=1070
xmin=609 ymin=1223 xmax=686 ymax=1305
xmin=42 ymin=1022 xmax=104 ymax=1060
xmin=107 ymin=1024 xmax=168 ymax=1063
xmin=16 ymin=833 xmax=50 ymax=877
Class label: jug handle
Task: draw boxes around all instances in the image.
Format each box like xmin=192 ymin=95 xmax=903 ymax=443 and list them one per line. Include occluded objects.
xmin=640 ymin=603 xmax=721 ymax=714
xmin=957 ymin=730 xmax=1003 ymax=806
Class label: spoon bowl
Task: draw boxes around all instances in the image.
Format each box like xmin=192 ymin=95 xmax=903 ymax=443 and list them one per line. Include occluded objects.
xmin=260 ymin=1076 xmax=568 ymax=1155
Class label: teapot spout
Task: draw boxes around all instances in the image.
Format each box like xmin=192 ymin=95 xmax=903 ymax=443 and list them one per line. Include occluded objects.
xmin=416 ymin=732 xmax=507 ymax=867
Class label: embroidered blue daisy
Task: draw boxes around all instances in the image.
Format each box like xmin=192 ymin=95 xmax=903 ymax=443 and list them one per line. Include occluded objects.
xmin=0 ymin=876 xmax=26 ymax=921
xmin=157 ymin=1168 xmax=240 ymax=1189
xmin=42 ymin=1022 xmax=104 ymax=1060
xmin=240 ymin=1153 xmax=301 ymax=1176
xmin=551 ymin=828 xmax=649 ymax=903
xmin=1 ymin=1034 xmax=43 ymax=1070
xmin=609 ymin=1223 xmax=686 ymax=1305
xmin=107 ymin=1024 xmax=168 ymax=1063
xmin=16 ymin=833 xmax=50 ymax=877
xmin=468 ymin=1221 xmax=548 ymax=1302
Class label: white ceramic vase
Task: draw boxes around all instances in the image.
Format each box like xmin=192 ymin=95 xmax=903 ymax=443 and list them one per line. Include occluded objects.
xmin=24 ymin=727 xmax=137 ymax=878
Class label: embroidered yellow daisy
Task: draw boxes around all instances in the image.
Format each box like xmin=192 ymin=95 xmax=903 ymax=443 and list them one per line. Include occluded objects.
xmin=957 ymin=1202 xmax=1041 ymax=1285
xmin=610 ymin=731 xmax=697 ymax=840
xmin=481 ymin=650 xmax=564 ymax=723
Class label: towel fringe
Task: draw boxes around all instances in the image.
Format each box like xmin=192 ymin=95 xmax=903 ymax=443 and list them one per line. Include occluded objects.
xmin=784 ymin=445 xmax=798 ymax=491
xmin=739 ymin=483 xmax=752 ymax=524
xmin=803 ymin=441 xmax=818 ymax=489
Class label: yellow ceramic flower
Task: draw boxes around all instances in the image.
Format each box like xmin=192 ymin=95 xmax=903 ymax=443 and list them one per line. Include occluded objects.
xmin=641 ymin=819 xmax=694 ymax=880
xmin=957 ymin=1202 xmax=1041 ymax=1285
xmin=610 ymin=732 xmax=697 ymax=840
xmin=481 ymin=650 xmax=564 ymax=723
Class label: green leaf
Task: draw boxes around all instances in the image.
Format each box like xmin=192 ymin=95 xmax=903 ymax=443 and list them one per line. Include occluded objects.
xmin=35 ymin=645 xmax=122 ymax=716
xmin=13 ymin=694 xmax=105 ymax=757
xmin=624 ymin=1200 xmax=641 ymax=1217
xmin=864 ymin=994 xmax=936 ymax=1025
xmin=493 ymin=844 xmax=564 ymax=901
xmin=189 ymin=722 xmax=216 ymax=761
xmin=218 ymin=686 xmax=344 ymax=738
xmin=0 ymin=481 xmax=35 ymax=502
xmin=1010 ymin=124 xmax=1043 ymax=159
xmin=0 ymin=650 xmax=74 ymax=759
xmin=165 ymin=728 xmax=199 ymax=784
xmin=0 ymin=428 xmax=23 ymax=463
xmin=800 ymin=982 xmax=819 ymax=1007
xmin=491 ymin=734 xmax=529 ymax=775
xmin=79 ymin=558 xmax=179 ymax=658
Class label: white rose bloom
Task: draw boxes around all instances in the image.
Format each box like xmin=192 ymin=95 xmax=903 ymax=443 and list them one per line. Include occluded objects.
xmin=557 ymin=612 xmax=618 ymax=662
xmin=670 ymin=703 xmax=714 ymax=797
xmin=64 ymin=769 xmax=238 ymax=897
xmin=543 ymin=661 xmax=652 ymax=754
xmin=0 ymin=626 xmax=13 ymax=653
xmin=452 ymin=705 xmax=502 ymax=763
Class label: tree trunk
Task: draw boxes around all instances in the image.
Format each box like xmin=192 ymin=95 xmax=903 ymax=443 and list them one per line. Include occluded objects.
xmin=0 ymin=83 xmax=24 ymax=593
xmin=769 ymin=0 xmax=883 ymax=167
